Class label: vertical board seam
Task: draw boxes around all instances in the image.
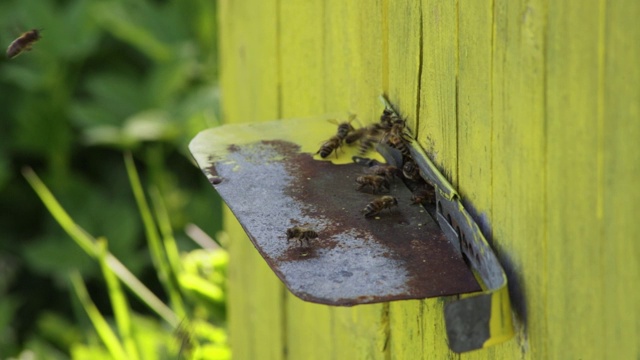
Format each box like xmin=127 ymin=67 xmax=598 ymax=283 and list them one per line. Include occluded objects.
xmin=454 ymin=2 xmax=461 ymax=359
xmin=382 ymin=0 xmax=390 ymax=96
xmin=275 ymin=2 xmax=287 ymax=359
xmin=596 ymin=0 xmax=607 ymax=349
xmin=416 ymin=2 xmax=424 ymax=134
xmin=321 ymin=0 xmax=328 ymax=112
xmin=454 ymin=0 xmax=461 ymax=187
xmin=540 ymin=0 xmax=550 ymax=357
xmin=383 ymin=303 xmax=391 ymax=360
xmin=276 ymin=0 xmax=283 ymax=119
xmin=489 ymin=0 xmax=495 ymax=234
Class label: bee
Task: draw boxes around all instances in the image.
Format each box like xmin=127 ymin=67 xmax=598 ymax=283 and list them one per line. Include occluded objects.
xmin=411 ymin=186 xmax=436 ymax=205
xmin=357 ymin=132 xmax=384 ymax=155
xmin=344 ymin=124 xmax=384 ymax=155
xmin=402 ymin=160 xmax=422 ymax=181
xmin=345 ymin=123 xmax=384 ymax=145
xmin=379 ymin=108 xmax=399 ymax=129
xmin=382 ymin=117 xmax=411 ymax=142
xmin=362 ymin=195 xmax=398 ymax=218
xmin=329 ymin=114 xmax=357 ymax=141
xmin=384 ymin=133 xmax=411 ymax=158
xmin=367 ymin=164 xmax=401 ymax=181
xmin=316 ymin=135 xmax=342 ymax=158
xmin=355 ymin=175 xmax=390 ymax=194
xmin=6 ymin=29 xmax=42 ymax=59
xmin=286 ymin=226 xmax=319 ymax=247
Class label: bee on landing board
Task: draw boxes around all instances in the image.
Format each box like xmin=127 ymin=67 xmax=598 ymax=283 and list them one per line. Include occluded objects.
xmin=316 ymin=135 xmax=343 ymax=158
xmin=286 ymin=226 xmax=319 ymax=247
xmin=411 ymin=186 xmax=436 ymax=205
xmin=362 ymin=195 xmax=398 ymax=218
xmin=355 ymin=174 xmax=390 ymax=194
xmin=402 ymin=160 xmax=422 ymax=182
xmin=6 ymin=29 xmax=42 ymax=59
xmin=367 ymin=164 xmax=401 ymax=181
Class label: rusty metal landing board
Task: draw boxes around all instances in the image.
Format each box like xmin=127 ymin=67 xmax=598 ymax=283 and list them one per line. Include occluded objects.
xmin=189 ymin=119 xmax=480 ymax=306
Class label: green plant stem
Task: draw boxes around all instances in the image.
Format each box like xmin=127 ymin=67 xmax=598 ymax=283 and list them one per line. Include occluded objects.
xmin=23 ymin=167 xmax=179 ymax=327
xmin=69 ymin=271 xmax=128 ymax=360
xmin=124 ymin=153 xmax=181 ymax=315
xmin=97 ymin=238 xmax=140 ymax=360
xmin=150 ymin=186 xmax=187 ymax=318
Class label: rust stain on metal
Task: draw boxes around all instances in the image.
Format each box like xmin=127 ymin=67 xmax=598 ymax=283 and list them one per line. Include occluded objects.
xmin=202 ymin=139 xmax=480 ymax=306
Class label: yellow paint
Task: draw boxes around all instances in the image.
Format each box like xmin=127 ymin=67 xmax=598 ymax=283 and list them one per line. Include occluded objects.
xmin=484 ymin=288 xmax=514 ymax=349
xmin=218 ymin=0 xmax=640 ymax=359
xmin=190 ymin=117 xmax=385 ymax=167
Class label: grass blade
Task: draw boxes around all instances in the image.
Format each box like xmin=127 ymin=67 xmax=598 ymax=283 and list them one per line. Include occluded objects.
xmin=149 ymin=186 xmax=186 ymax=318
xmin=69 ymin=271 xmax=127 ymax=360
xmin=23 ymin=167 xmax=179 ymax=327
xmin=22 ymin=167 xmax=96 ymax=256
xmin=97 ymin=238 xmax=140 ymax=360
xmin=123 ymin=153 xmax=176 ymax=305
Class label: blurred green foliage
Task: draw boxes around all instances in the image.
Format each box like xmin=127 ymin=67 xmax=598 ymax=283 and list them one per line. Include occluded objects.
xmin=0 ymin=0 xmax=224 ymax=358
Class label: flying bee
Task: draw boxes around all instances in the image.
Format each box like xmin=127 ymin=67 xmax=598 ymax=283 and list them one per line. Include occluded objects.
xmin=411 ymin=186 xmax=436 ymax=205
xmin=367 ymin=164 xmax=401 ymax=181
xmin=402 ymin=160 xmax=422 ymax=181
xmin=286 ymin=226 xmax=319 ymax=247
xmin=6 ymin=29 xmax=42 ymax=59
xmin=355 ymin=175 xmax=390 ymax=194
xmin=347 ymin=124 xmax=384 ymax=155
xmin=316 ymin=135 xmax=343 ymax=158
xmin=362 ymin=195 xmax=398 ymax=218
xmin=329 ymin=114 xmax=357 ymax=141
xmin=357 ymin=132 xmax=384 ymax=154
xmin=345 ymin=123 xmax=384 ymax=145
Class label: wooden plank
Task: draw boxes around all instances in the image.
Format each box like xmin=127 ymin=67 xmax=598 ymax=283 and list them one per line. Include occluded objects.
xmin=283 ymin=297 xmax=334 ymax=360
xmin=417 ymin=0 xmax=458 ymax=185
xmin=218 ymin=1 xmax=284 ymax=359
xmin=287 ymin=302 xmax=388 ymax=360
xmin=332 ymin=0 xmax=387 ymax=122
xmin=277 ymin=2 xmax=390 ymax=359
xmin=279 ymin=1 xmax=325 ymax=118
xmin=457 ymin=1 xmax=522 ymax=358
xmin=218 ymin=0 xmax=280 ymax=123
xmin=602 ymin=1 xmax=640 ymax=357
xmin=457 ymin=0 xmax=492 ymax=216
xmin=387 ymin=1 xmax=460 ymax=358
xmin=325 ymin=2 xmax=390 ymax=357
xmin=387 ymin=1 xmax=439 ymax=358
xmin=546 ymin=0 xmax=607 ymax=358
xmin=387 ymin=0 xmax=422 ymax=132
xmin=489 ymin=0 xmax=547 ymax=359
xmin=276 ymin=1 xmax=332 ymax=358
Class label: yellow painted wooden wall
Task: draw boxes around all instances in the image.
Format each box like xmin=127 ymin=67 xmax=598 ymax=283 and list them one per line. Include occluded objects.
xmin=217 ymin=1 xmax=639 ymax=359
